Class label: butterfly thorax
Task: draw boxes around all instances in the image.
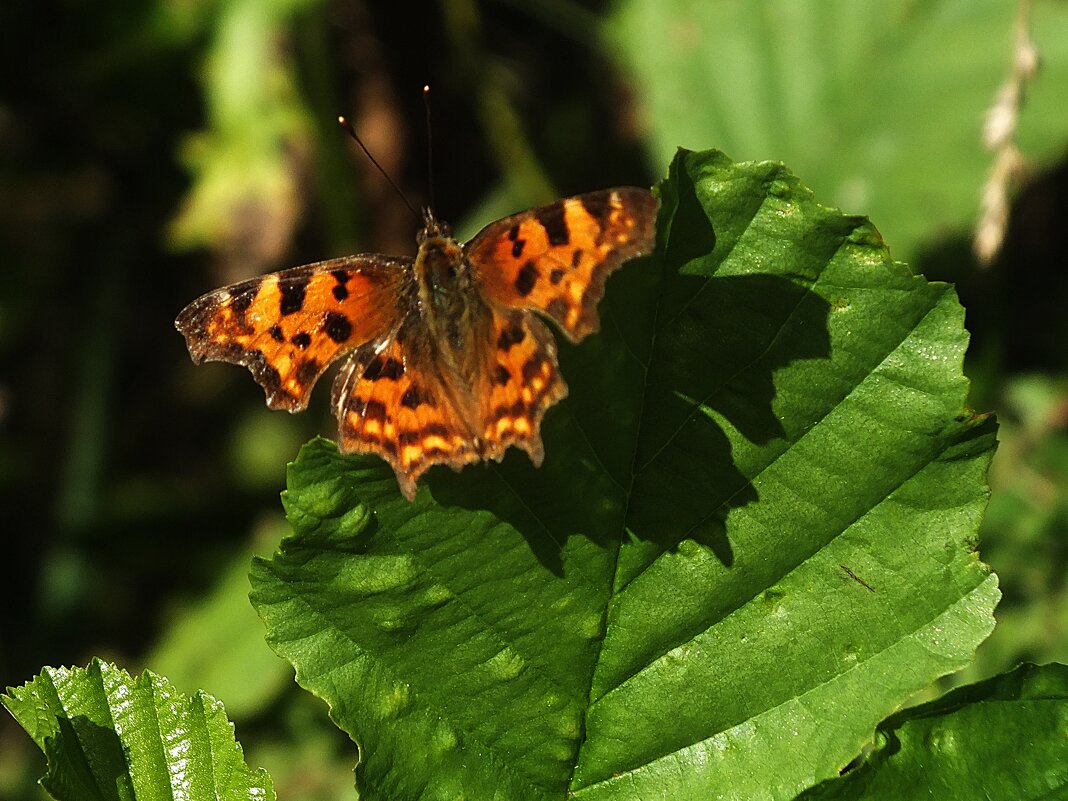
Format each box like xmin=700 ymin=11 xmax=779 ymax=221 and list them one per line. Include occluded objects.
xmin=413 ymin=216 xmax=494 ymax=397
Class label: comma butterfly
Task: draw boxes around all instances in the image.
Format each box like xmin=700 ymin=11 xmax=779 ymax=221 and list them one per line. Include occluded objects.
xmin=176 ymin=188 xmax=658 ymax=500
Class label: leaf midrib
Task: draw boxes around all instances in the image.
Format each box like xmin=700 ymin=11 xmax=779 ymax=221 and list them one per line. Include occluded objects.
xmin=564 ymin=166 xmax=813 ymax=790
xmin=562 ymin=188 xmax=963 ymax=793
xmin=588 ymin=283 xmax=956 ymax=716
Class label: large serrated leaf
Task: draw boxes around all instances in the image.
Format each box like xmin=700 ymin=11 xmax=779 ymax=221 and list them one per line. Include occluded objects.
xmin=250 ymin=148 xmax=999 ymax=801
xmin=2 ymin=659 xmax=273 ymax=801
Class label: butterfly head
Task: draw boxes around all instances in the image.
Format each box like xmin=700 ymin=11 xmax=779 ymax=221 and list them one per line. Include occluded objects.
xmin=418 ymin=207 xmax=452 ymax=244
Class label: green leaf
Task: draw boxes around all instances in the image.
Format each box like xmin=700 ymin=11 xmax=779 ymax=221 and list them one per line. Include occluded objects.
xmin=609 ymin=0 xmax=1068 ymax=262
xmin=250 ymin=148 xmax=999 ymax=800
xmin=2 ymin=659 xmax=274 ymax=801
xmin=798 ymin=662 xmax=1068 ymax=800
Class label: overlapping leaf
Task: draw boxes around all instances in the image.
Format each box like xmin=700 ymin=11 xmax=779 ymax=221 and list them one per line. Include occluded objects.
xmin=250 ymin=149 xmax=999 ymax=800
xmin=799 ymin=663 xmax=1068 ymax=800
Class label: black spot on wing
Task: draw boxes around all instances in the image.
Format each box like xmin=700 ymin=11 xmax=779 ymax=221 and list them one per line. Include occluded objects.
xmin=401 ymin=386 xmax=424 ymax=408
xmin=535 ymin=201 xmax=569 ymax=246
xmin=331 ymin=269 xmax=350 ymax=301
xmin=549 ymin=268 xmax=564 ymax=285
xmin=364 ymin=356 xmax=404 ymax=381
xmin=230 ymin=282 xmax=259 ymax=314
xmin=279 ymin=275 xmax=310 ymax=315
xmin=580 ymin=192 xmax=612 ymax=224
xmin=512 ymin=239 xmax=526 ymax=258
xmin=269 ymin=325 xmax=285 ymax=342
xmin=571 ymin=249 xmax=583 ymax=268
xmin=398 ymin=431 xmax=421 ymax=446
xmin=515 ymin=261 xmax=538 ymax=297
xmin=291 ymin=332 xmax=311 ymax=350
xmin=363 ymin=399 xmax=387 ymax=422
xmin=497 ymin=323 xmax=526 ymax=350
xmin=493 ymin=365 xmax=511 ymax=385
xmin=323 ymin=312 xmax=353 ymax=343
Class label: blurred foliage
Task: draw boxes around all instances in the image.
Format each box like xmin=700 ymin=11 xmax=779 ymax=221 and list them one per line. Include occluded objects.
xmin=1 ymin=0 xmax=1066 ymax=799
xmin=612 ymin=0 xmax=1068 ymax=266
xmin=166 ymin=0 xmax=319 ymax=276
xmin=968 ymin=375 xmax=1068 ymax=676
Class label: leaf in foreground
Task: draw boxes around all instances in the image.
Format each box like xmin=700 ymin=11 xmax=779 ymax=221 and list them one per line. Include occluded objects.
xmin=251 ymin=148 xmax=999 ymax=801
xmin=799 ymin=662 xmax=1068 ymax=800
xmin=2 ymin=659 xmax=273 ymax=801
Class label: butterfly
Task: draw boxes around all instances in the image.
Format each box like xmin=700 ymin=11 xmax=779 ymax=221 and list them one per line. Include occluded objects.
xmin=176 ymin=187 xmax=658 ymax=500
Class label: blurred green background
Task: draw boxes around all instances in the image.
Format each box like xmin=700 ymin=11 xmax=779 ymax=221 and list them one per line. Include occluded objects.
xmin=2 ymin=1 xmax=1067 ymax=798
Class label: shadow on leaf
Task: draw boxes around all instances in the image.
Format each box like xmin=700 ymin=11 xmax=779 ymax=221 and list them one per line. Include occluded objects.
xmin=306 ymin=150 xmax=831 ymax=579
xmin=432 ymin=153 xmax=831 ymax=572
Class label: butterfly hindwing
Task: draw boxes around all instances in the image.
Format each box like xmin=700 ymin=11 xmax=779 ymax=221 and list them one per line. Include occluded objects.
xmin=332 ymin=328 xmax=483 ymax=500
xmin=329 ymin=306 xmax=568 ymax=499
xmin=476 ymin=307 xmax=568 ymax=466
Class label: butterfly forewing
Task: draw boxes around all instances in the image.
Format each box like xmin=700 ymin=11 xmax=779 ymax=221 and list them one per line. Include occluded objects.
xmin=464 ymin=187 xmax=657 ymax=342
xmin=176 ymin=256 xmax=408 ymax=411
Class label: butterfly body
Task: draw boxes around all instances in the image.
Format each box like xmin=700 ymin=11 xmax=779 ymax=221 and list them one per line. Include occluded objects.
xmin=178 ymin=187 xmax=657 ymax=500
xmin=413 ymin=213 xmax=490 ymax=371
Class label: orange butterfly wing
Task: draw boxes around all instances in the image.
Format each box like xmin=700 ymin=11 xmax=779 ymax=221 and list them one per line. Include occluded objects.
xmin=176 ymin=256 xmax=408 ymax=411
xmin=464 ymin=187 xmax=658 ymax=341
xmin=327 ymin=303 xmax=569 ymax=501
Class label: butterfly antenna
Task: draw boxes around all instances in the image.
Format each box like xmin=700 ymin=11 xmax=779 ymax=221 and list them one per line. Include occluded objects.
xmin=337 ymin=115 xmax=420 ymax=222
xmin=423 ymin=84 xmax=436 ymax=212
